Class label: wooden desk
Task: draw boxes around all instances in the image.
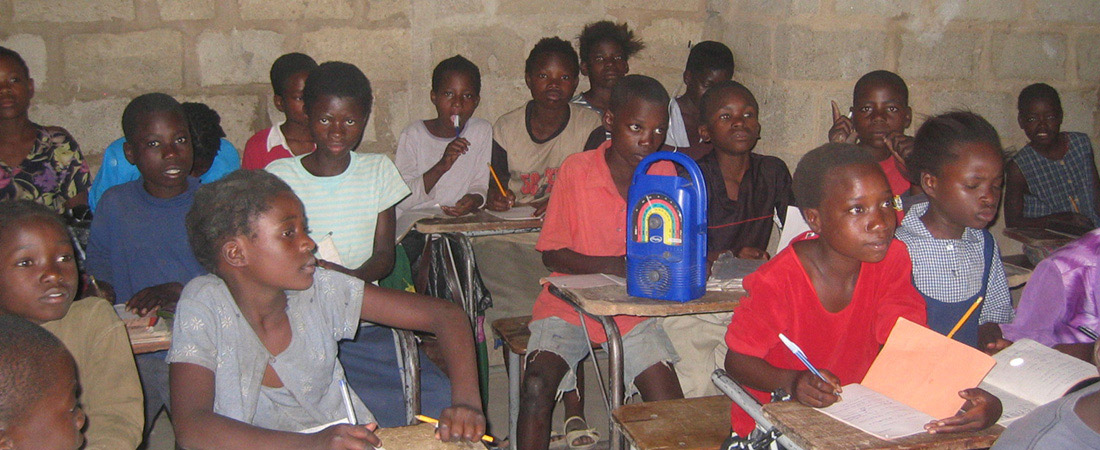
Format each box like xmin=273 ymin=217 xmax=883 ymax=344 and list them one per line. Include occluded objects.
xmin=761 ymin=401 xmax=1002 ymax=450
xmin=130 ymin=335 xmax=171 ymax=354
xmin=613 ymin=395 xmax=732 ymax=450
xmin=548 ymin=281 xmax=744 ymax=450
xmin=376 ymin=423 xmax=487 ymax=450
xmin=415 ymin=210 xmax=542 ymax=236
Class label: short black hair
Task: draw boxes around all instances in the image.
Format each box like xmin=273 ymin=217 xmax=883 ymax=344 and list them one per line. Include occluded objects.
xmin=793 ymin=143 xmax=878 ymax=209
xmin=432 ymin=55 xmax=481 ymax=95
xmin=685 ymin=41 xmax=734 ymax=74
xmin=186 ymin=169 xmax=295 ymax=273
xmin=525 ymin=37 xmax=580 ymax=75
xmin=303 ymin=61 xmax=373 ymax=113
xmin=577 ymin=20 xmax=645 ymax=63
xmin=181 ymin=102 xmax=226 ymax=165
xmin=269 ymin=52 xmax=318 ymax=97
xmin=910 ymin=110 xmax=1003 ymax=179
xmin=609 ymin=74 xmax=669 ymax=114
xmin=0 ymin=200 xmax=66 ymax=244
xmin=0 ymin=315 xmax=72 ymax=426
xmin=1017 ymin=83 xmax=1062 ymax=114
xmin=121 ymin=93 xmax=185 ymax=142
xmin=853 ymin=70 xmax=909 ymax=105
xmin=698 ymin=80 xmax=755 ymax=119
xmin=0 ymin=46 xmax=30 ymax=78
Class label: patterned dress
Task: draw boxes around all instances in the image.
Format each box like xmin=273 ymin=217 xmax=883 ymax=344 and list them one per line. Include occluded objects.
xmin=0 ymin=124 xmax=91 ymax=212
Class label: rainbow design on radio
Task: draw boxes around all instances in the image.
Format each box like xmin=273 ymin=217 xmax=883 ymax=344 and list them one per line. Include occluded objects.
xmin=632 ymin=194 xmax=683 ymax=246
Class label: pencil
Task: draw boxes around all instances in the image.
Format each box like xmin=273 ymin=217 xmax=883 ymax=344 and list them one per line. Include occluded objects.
xmin=1069 ymin=195 xmax=1081 ymax=213
xmin=946 ymin=296 xmax=984 ymax=339
xmin=487 ymin=163 xmax=507 ymax=198
xmin=1078 ymin=325 xmax=1099 ymax=341
xmin=415 ymin=414 xmax=496 ymax=443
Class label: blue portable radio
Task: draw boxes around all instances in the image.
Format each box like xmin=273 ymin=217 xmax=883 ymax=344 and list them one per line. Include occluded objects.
xmin=626 ymin=151 xmax=707 ymax=302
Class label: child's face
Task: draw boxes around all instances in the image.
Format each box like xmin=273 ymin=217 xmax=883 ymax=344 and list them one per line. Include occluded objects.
xmin=0 ymin=219 xmax=77 ymax=324
xmin=1 ymin=354 xmax=85 ymax=450
xmin=581 ymin=40 xmax=628 ymax=90
xmin=430 ymin=70 xmax=480 ymax=126
xmin=232 ymin=191 xmax=317 ymax=292
xmin=699 ymin=87 xmax=760 ymax=156
xmin=0 ymin=55 xmax=34 ymax=121
xmin=274 ymin=71 xmax=310 ymax=126
xmin=806 ymin=163 xmax=896 ymax=264
xmin=605 ymin=97 xmax=669 ymax=166
xmin=525 ymin=53 xmax=580 ymax=107
xmin=123 ymin=109 xmax=194 ymax=199
xmin=684 ymin=68 xmax=733 ymax=106
xmin=851 ymin=81 xmax=911 ymax=151
xmin=1017 ymin=97 xmax=1063 ymax=148
xmin=307 ymin=94 xmax=369 ymax=158
xmin=923 ymin=142 xmax=1004 ymax=230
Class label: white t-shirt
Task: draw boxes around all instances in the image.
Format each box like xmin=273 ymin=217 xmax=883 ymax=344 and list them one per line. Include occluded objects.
xmin=394 ymin=118 xmax=491 ymax=217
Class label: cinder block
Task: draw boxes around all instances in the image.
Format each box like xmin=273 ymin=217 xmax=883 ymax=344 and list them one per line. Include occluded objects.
xmin=733 ymin=0 xmax=819 ymax=16
xmin=834 ymin=0 xmax=917 ymax=17
xmin=899 ymin=31 xmax=980 ymax=81
xmin=1036 ymin=0 xmax=1100 ymax=23
xmin=0 ymin=34 xmax=47 ymax=88
xmin=1077 ymin=34 xmax=1100 ymax=83
xmin=238 ymin=0 xmax=355 ymax=20
xmin=608 ymin=0 xmax=705 ymax=11
xmin=366 ymin=0 xmax=411 ymax=21
xmin=774 ymin=26 xmax=886 ymax=80
xmin=927 ymin=90 xmax=1016 ymax=141
xmin=13 ymin=0 xmax=133 ymax=22
xmin=992 ymin=32 xmax=1066 ymax=80
xmin=197 ymin=30 xmax=286 ymax=87
xmin=63 ymin=30 xmax=184 ymax=92
xmin=177 ymin=95 xmax=263 ymax=152
xmin=633 ymin=18 xmax=703 ymax=78
xmin=944 ymin=0 xmax=1022 ymax=21
xmin=301 ymin=27 xmax=411 ymax=83
xmin=429 ymin=25 xmax=526 ymax=82
xmin=497 ymin=0 xmax=596 ymax=16
xmin=1060 ymin=89 xmax=1100 ymax=139
xmin=754 ymin=82 xmax=822 ymax=155
xmin=158 ymin=0 xmax=218 ymax=21
xmin=725 ymin=20 xmax=773 ymax=77
xmin=29 ymin=98 xmax=131 ymax=162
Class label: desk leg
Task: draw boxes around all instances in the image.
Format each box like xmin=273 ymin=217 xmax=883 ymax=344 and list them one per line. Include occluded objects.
xmin=395 ymin=329 xmax=421 ymax=425
xmin=599 ymin=316 xmax=625 ymax=450
xmin=439 ymin=233 xmax=491 ymax=411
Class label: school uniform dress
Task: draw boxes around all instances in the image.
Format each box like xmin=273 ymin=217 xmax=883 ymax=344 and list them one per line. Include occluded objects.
xmin=895 ymin=202 xmax=1014 ymax=348
xmin=662 ymin=151 xmax=792 ymax=398
xmin=1012 ymin=131 xmax=1100 ymax=227
xmin=1003 ymin=228 xmax=1100 ymax=346
xmin=88 ymin=137 xmax=240 ymax=211
xmin=242 ymin=122 xmax=313 ymax=170
xmin=0 ymin=124 xmax=90 ymax=213
xmin=724 ymin=232 xmax=926 ymax=436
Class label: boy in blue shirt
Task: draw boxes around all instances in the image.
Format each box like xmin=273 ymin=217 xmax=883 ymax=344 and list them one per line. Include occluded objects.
xmin=86 ymin=92 xmax=206 ymax=437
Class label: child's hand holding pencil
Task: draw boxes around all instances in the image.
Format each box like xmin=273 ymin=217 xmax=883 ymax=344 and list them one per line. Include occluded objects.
xmin=417 ymin=405 xmax=492 ymax=444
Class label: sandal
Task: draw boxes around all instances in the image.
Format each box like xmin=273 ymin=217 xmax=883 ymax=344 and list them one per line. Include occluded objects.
xmin=563 ymin=415 xmax=599 ymax=450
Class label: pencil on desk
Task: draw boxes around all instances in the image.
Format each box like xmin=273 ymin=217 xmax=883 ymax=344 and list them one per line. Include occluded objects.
xmin=946 ymin=296 xmax=983 ymax=339
xmin=488 ymin=163 xmax=507 ymax=198
xmin=415 ymin=415 xmax=496 ymax=443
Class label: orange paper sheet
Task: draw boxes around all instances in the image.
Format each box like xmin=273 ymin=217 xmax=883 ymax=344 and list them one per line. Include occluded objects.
xmin=861 ymin=317 xmax=996 ymax=419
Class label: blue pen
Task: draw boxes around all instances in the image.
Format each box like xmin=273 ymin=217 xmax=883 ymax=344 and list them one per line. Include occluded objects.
xmin=452 ymin=114 xmax=461 ymax=138
xmin=779 ymin=333 xmax=841 ymax=395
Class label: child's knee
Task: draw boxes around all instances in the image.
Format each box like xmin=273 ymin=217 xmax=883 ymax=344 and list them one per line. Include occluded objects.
xmin=521 ymin=350 xmax=571 ymax=401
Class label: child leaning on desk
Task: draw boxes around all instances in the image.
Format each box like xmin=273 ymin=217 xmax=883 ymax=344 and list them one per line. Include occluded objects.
xmin=518 ymin=75 xmax=684 ymax=450
xmin=167 ymin=170 xmax=486 ymax=449
xmin=722 ymin=144 xmax=1002 ymax=438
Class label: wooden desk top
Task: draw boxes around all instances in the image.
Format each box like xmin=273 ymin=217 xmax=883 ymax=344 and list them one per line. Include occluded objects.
xmin=1003 ymin=227 xmax=1077 ymax=248
xmin=549 ymin=283 xmax=744 ymax=317
xmin=613 ymin=395 xmax=732 ymax=450
xmin=414 ymin=210 xmax=542 ymax=234
xmin=376 ymin=423 xmax=486 ymax=450
xmin=761 ymin=401 xmax=1002 ymax=450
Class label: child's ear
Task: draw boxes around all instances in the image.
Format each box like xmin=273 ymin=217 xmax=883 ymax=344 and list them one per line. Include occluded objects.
xmin=222 ymin=239 xmax=247 ymax=268
xmin=122 ymin=141 xmax=137 ymax=166
xmin=682 ymin=70 xmax=692 ymax=88
xmin=429 ymin=90 xmax=438 ymax=104
xmin=524 ymin=72 xmax=534 ymax=91
xmin=273 ymin=94 xmax=286 ymax=113
xmin=698 ymin=124 xmax=711 ymax=143
xmin=921 ymin=172 xmax=938 ymax=199
xmin=602 ymin=109 xmax=615 ymax=132
xmin=903 ymin=105 xmax=913 ymax=129
xmin=580 ymin=60 xmax=590 ymax=77
xmin=803 ymin=207 xmax=823 ymax=235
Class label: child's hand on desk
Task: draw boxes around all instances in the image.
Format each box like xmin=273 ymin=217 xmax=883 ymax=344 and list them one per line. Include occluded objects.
xmin=828 ymin=101 xmax=857 ymax=144
xmin=126 ymin=282 xmax=184 ymax=316
xmin=982 ymin=338 xmax=1012 ymax=355
xmin=485 ymin=188 xmax=515 ymax=211
xmin=735 ymin=247 xmax=770 ymax=260
xmin=312 ymin=422 xmax=381 ymax=449
xmin=531 ymin=198 xmax=550 ymax=216
xmin=435 ymin=404 xmax=487 ymax=442
xmin=925 ymin=388 xmax=1002 ymax=434
xmin=791 ymin=369 xmax=842 ymax=408
xmin=441 ymin=194 xmax=481 ymax=216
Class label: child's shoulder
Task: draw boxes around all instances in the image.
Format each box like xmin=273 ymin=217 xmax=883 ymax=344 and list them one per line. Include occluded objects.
xmin=40 ymin=297 xmax=123 ymax=342
xmin=568 ymin=102 xmax=603 ymax=126
xmin=750 ymin=153 xmax=791 ymax=172
xmin=494 ymin=103 xmax=529 ymax=129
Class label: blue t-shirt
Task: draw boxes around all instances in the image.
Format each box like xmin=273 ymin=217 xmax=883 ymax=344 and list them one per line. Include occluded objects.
xmin=86 ymin=178 xmax=206 ymax=304
xmin=89 ymin=137 xmax=240 ymax=211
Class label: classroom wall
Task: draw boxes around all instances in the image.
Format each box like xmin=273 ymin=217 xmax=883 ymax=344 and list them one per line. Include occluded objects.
xmin=2 ymin=0 xmax=1098 ymax=250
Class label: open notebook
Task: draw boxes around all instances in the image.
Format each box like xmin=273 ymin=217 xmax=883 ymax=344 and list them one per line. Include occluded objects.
xmin=978 ymin=339 xmax=1098 ymax=425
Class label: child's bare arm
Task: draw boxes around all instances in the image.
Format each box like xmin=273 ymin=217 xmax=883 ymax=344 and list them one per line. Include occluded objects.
xmin=724 ymin=351 xmax=842 ymax=408
xmin=542 ymin=248 xmax=626 ymax=277
xmin=170 ymin=363 xmax=381 ymax=450
xmin=828 ymin=101 xmax=857 ymax=144
xmin=424 ymin=138 xmax=471 ymax=193
xmin=126 ymin=281 xmax=184 ymax=316
xmin=359 ymin=285 xmax=487 ymax=442
xmin=317 ymin=207 xmax=397 ymax=284
xmin=1005 ymin=160 xmax=1093 ymax=230
xmin=978 ymin=323 xmax=1011 ymax=355
xmin=925 ymin=388 xmax=1002 ymax=434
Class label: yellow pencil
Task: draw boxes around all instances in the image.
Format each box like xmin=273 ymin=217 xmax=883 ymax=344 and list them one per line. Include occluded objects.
xmin=415 ymin=415 xmax=496 ymax=443
xmin=487 ymin=163 xmax=508 ymax=198
xmin=946 ymin=296 xmax=983 ymax=339
xmin=1069 ymin=195 xmax=1081 ymax=213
